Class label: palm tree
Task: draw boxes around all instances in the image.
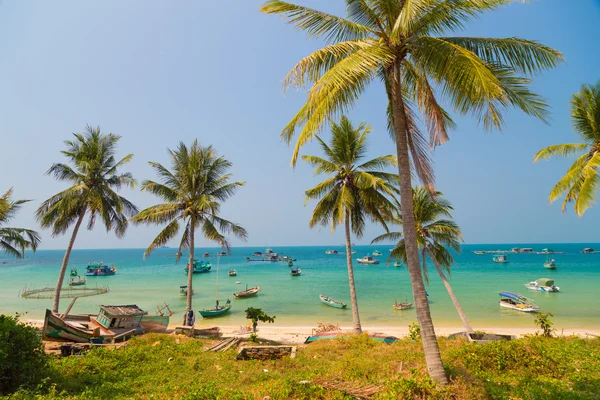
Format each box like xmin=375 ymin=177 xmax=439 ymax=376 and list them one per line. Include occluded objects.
xmin=260 ymin=0 xmax=561 ymax=384
xmin=131 ymin=140 xmax=247 ymax=325
xmin=303 ymin=116 xmax=399 ymax=334
xmin=0 ymin=188 xmax=41 ymax=258
xmin=36 ymin=126 xmax=137 ymax=313
xmin=373 ymin=187 xmax=473 ymax=333
xmin=534 ymin=80 xmax=600 ymax=216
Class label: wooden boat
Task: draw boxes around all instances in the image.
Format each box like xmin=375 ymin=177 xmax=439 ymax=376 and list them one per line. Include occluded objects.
xmin=202 ymin=252 xmax=211 ymax=257
xmin=305 ymin=331 xmax=397 ymax=344
xmin=325 ymin=249 xmax=339 ymax=255
xmin=43 ymin=304 xmax=148 ymax=343
xmin=287 ymin=260 xmax=294 ymax=267
xmin=356 ymin=255 xmax=380 ymax=264
xmin=473 ymin=251 xmax=486 ymax=255
xmin=372 ymin=250 xmax=382 ymax=256
xmin=179 ymin=285 xmax=193 ymax=296
xmin=499 ymin=292 xmax=540 ymax=313
xmin=234 ymin=285 xmax=260 ymax=298
xmin=185 ymin=260 xmax=211 ymax=274
xmin=228 ymin=269 xmax=237 ymax=277
xmin=68 ymin=276 xmax=86 ymax=286
xmin=70 ymin=267 xmax=78 ymax=276
xmin=493 ymin=255 xmax=509 ymax=263
xmin=544 ymin=257 xmax=557 ymax=270
xmin=85 ymin=262 xmax=117 ymax=276
xmin=290 ymin=267 xmax=301 ymax=276
xmin=319 ymin=294 xmax=347 ymax=309
xmin=199 ymin=299 xmax=231 ymax=318
xmin=216 ymin=251 xmax=227 ymax=256
xmin=393 ymin=261 xmax=402 ymax=267
xmin=525 ymin=278 xmax=560 ymax=292
xmin=252 ymin=251 xmax=263 ymax=257
xmin=140 ymin=304 xmax=173 ymax=334
xmin=392 ymin=299 xmax=412 ymax=310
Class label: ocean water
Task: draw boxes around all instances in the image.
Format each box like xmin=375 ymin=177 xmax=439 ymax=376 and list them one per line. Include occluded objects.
xmin=1 ymin=244 xmax=599 ymax=330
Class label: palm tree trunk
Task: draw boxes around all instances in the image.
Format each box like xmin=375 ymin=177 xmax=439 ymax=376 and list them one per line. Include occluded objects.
xmin=389 ymin=62 xmax=448 ymax=385
xmin=52 ymin=208 xmax=86 ymax=313
xmin=344 ymin=210 xmax=362 ymax=334
xmin=184 ymin=220 xmax=195 ymax=326
xmin=426 ymin=248 xmax=474 ymax=334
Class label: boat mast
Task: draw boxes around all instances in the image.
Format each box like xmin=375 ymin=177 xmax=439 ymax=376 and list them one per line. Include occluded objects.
xmin=215 ymin=253 xmax=220 ymax=307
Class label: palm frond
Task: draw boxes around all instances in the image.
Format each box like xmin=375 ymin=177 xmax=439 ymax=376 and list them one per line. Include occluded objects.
xmin=534 ymin=144 xmax=589 ymax=163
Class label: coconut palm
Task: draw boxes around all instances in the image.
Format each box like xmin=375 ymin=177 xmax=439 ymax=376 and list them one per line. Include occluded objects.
xmin=0 ymin=188 xmax=41 ymax=258
xmin=372 ymin=187 xmax=472 ymax=333
xmin=303 ymin=116 xmax=399 ymax=334
xmin=260 ymin=0 xmax=561 ymax=383
xmin=36 ymin=126 xmax=137 ymax=313
xmin=534 ymin=80 xmax=600 ymax=216
xmin=131 ymin=140 xmax=247 ymax=325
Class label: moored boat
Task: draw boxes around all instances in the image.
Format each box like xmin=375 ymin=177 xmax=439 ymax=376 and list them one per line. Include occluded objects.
xmin=290 ymin=266 xmax=301 ymax=276
xmin=393 ymin=261 xmax=402 ymax=267
xmin=234 ymin=285 xmax=260 ymax=298
xmin=392 ymin=299 xmax=412 ymax=310
xmin=544 ymin=259 xmax=557 ymax=270
xmin=179 ymin=285 xmax=193 ymax=296
xmin=70 ymin=267 xmax=78 ymax=276
xmin=252 ymin=251 xmax=263 ymax=257
xmin=217 ymin=251 xmax=227 ymax=256
xmin=525 ymin=278 xmax=560 ymax=292
xmin=372 ymin=250 xmax=382 ymax=256
xmin=357 ymin=255 xmax=380 ymax=264
xmin=185 ymin=260 xmax=212 ymax=274
xmin=202 ymin=252 xmax=211 ymax=257
xmin=68 ymin=276 xmax=86 ymax=286
xmin=325 ymin=249 xmax=339 ymax=255
xmin=493 ymin=255 xmax=509 ymax=263
xmin=199 ymin=299 xmax=231 ymax=318
xmin=228 ymin=269 xmax=237 ymax=277
xmin=583 ymin=248 xmax=595 ymax=254
xmin=85 ymin=262 xmax=117 ymax=276
xmin=319 ymin=294 xmax=347 ymax=309
xmin=498 ymin=292 xmax=540 ymax=313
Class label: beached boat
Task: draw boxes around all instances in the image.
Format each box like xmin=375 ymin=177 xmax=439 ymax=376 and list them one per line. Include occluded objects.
xmin=290 ymin=266 xmax=301 ymax=276
xmin=525 ymin=278 xmax=560 ymax=292
xmin=319 ymin=294 xmax=347 ymax=309
xmin=544 ymin=259 xmax=557 ymax=270
xmin=498 ymin=292 xmax=540 ymax=313
xmin=234 ymin=285 xmax=260 ymax=298
xmin=68 ymin=276 xmax=86 ymax=286
xmin=325 ymin=249 xmax=339 ymax=255
xmin=304 ymin=331 xmax=397 ymax=344
xmin=583 ymin=248 xmax=595 ymax=254
xmin=185 ymin=260 xmax=212 ymax=274
xmin=228 ymin=269 xmax=237 ymax=277
xmin=140 ymin=304 xmax=173 ymax=334
xmin=357 ymin=255 xmax=380 ymax=264
xmin=372 ymin=250 xmax=382 ymax=256
xmin=85 ymin=262 xmax=117 ymax=276
xmin=393 ymin=261 xmax=402 ymax=267
xmin=492 ymin=255 xmax=509 ymax=263
xmin=43 ymin=304 xmax=148 ymax=343
xmin=392 ymin=299 xmax=412 ymax=310
xmin=199 ymin=299 xmax=231 ymax=318
xmin=179 ymin=285 xmax=193 ymax=296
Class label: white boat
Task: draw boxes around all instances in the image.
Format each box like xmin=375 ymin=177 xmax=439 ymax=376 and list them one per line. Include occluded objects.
xmin=499 ymin=292 xmax=540 ymax=313
xmin=325 ymin=249 xmax=339 ymax=255
xmin=525 ymin=278 xmax=560 ymax=292
xmin=265 ymin=248 xmax=273 ymax=254
xmin=372 ymin=250 xmax=382 ymax=256
xmin=493 ymin=255 xmax=509 ymax=263
xmin=393 ymin=261 xmax=402 ymax=267
xmin=473 ymin=251 xmax=486 ymax=255
xmin=583 ymin=248 xmax=595 ymax=254
xmin=357 ymin=255 xmax=380 ymax=265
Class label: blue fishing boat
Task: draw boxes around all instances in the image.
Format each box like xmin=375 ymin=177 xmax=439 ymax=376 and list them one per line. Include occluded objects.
xmin=184 ymin=260 xmax=212 ymax=274
xmin=85 ymin=262 xmax=117 ymax=276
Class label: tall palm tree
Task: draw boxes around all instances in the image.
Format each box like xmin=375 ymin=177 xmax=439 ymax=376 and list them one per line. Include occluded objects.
xmin=131 ymin=140 xmax=247 ymax=325
xmin=36 ymin=126 xmax=137 ymax=313
xmin=303 ymin=116 xmax=399 ymax=334
xmin=261 ymin=0 xmax=561 ymax=384
xmin=372 ymin=187 xmax=473 ymax=333
xmin=0 ymin=188 xmax=41 ymax=258
xmin=534 ymin=80 xmax=600 ymax=216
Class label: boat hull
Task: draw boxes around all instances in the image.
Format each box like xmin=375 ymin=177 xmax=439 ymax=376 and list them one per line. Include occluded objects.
xmin=305 ymin=331 xmax=397 ymax=344
xmin=140 ymin=315 xmax=170 ymax=333
xmin=319 ymin=295 xmax=347 ymax=309
xmin=499 ymin=301 xmax=539 ymax=313
xmin=199 ymin=305 xmax=231 ymax=318
xmin=234 ymin=286 xmax=260 ymax=298
xmin=42 ymin=310 xmax=97 ymax=343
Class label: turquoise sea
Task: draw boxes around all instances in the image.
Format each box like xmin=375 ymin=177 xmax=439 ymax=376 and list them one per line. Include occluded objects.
xmin=1 ymin=244 xmax=599 ymax=330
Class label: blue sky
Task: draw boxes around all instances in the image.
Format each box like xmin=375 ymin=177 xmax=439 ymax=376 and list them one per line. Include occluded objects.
xmin=1 ymin=0 xmax=599 ymax=250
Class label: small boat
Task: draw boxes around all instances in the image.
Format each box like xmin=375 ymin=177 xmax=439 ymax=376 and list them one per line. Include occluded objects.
xmin=179 ymin=285 xmax=194 ymax=296
xmin=319 ymin=294 xmax=347 ymax=309
xmin=473 ymin=251 xmax=486 ymax=255
xmin=228 ymin=269 xmax=237 ymax=277
xmin=234 ymin=285 xmax=260 ymax=298
xmin=185 ymin=260 xmax=212 ymax=274
xmin=70 ymin=267 xmax=78 ymax=276
xmin=265 ymin=247 xmax=274 ymax=254
xmin=85 ymin=262 xmax=117 ymax=276
xmin=288 ymin=260 xmax=294 ymax=267
xmin=202 ymin=252 xmax=211 ymax=257
xmin=544 ymin=259 xmax=557 ymax=270
xmin=305 ymin=331 xmax=397 ymax=344
xmin=252 ymin=251 xmax=263 ymax=257
xmin=290 ymin=266 xmax=302 ymax=276
xmin=236 ymin=281 xmax=241 ymax=284
xmin=217 ymin=251 xmax=227 ymax=256
xmin=68 ymin=276 xmax=86 ymax=286
xmin=199 ymin=299 xmax=231 ymax=318
xmin=357 ymin=255 xmax=380 ymax=265
xmin=583 ymin=248 xmax=595 ymax=254
xmin=499 ymin=292 xmax=540 ymax=313
xmin=325 ymin=249 xmax=339 ymax=255
xmin=492 ymin=255 xmax=509 ymax=263
xmin=140 ymin=304 xmax=173 ymax=334
xmin=393 ymin=261 xmax=402 ymax=267
xmin=525 ymin=278 xmax=560 ymax=292
xmin=392 ymin=299 xmax=412 ymax=310
xmin=372 ymin=250 xmax=382 ymax=256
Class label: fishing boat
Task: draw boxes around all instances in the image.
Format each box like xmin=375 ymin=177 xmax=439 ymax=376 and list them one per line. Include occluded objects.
xmin=184 ymin=260 xmax=212 ymax=274
xmin=217 ymin=251 xmax=227 ymax=256
xmin=357 ymin=255 xmax=380 ymax=264
xmin=179 ymin=285 xmax=193 ymax=296
xmin=473 ymin=251 xmax=486 ymax=255
xmin=228 ymin=269 xmax=237 ymax=277
xmin=583 ymin=248 xmax=595 ymax=254
xmin=234 ymin=285 xmax=260 ymax=298
xmin=265 ymin=247 xmax=274 ymax=254
xmin=392 ymin=299 xmax=412 ymax=310
xmin=524 ymin=278 xmax=560 ymax=292
xmin=85 ymin=262 xmax=117 ymax=276
xmin=202 ymin=252 xmax=211 ymax=257
xmin=325 ymin=249 xmax=339 ymax=255
xmin=372 ymin=250 xmax=382 ymax=256
xmin=498 ymin=292 xmax=540 ymax=313
xmin=319 ymin=294 xmax=347 ymax=309
xmin=305 ymin=331 xmax=397 ymax=344
xmin=543 ymin=255 xmax=557 ymax=270
xmin=492 ymin=255 xmax=509 ymax=263
xmin=393 ymin=261 xmax=402 ymax=267
xmin=252 ymin=251 xmax=263 ymax=257
xmin=199 ymin=255 xmax=231 ymax=318
xmin=68 ymin=276 xmax=86 ymax=286
xmin=70 ymin=267 xmax=78 ymax=276
xmin=290 ymin=266 xmax=302 ymax=276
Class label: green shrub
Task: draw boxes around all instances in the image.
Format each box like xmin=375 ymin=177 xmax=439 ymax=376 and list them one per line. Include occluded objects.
xmin=408 ymin=322 xmax=420 ymax=340
xmin=534 ymin=312 xmax=555 ymax=338
xmin=0 ymin=315 xmax=49 ymax=395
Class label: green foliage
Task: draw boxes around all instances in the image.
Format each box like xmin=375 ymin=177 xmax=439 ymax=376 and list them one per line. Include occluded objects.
xmin=408 ymin=322 xmax=421 ymax=340
xmin=0 ymin=315 xmax=49 ymax=395
xmin=245 ymin=307 xmax=276 ymax=332
xmin=0 ymin=188 xmax=40 ymax=258
xmin=534 ymin=312 xmax=556 ymax=338
xmin=248 ymin=333 xmax=258 ymax=342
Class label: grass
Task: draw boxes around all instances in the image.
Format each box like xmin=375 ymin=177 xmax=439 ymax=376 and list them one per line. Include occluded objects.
xmin=6 ymin=334 xmax=600 ymax=399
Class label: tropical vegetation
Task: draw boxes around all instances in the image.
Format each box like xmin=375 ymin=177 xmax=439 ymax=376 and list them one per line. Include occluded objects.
xmin=302 ymin=116 xmax=398 ymax=333
xmin=131 ymin=140 xmax=247 ymax=325
xmin=35 ymin=126 xmax=137 ymax=313
xmin=373 ymin=187 xmax=473 ymax=334
xmin=0 ymin=188 xmax=40 ymax=258
xmin=534 ymin=80 xmax=600 ymax=216
xmin=260 ymin=0 xmax=562 ymax=384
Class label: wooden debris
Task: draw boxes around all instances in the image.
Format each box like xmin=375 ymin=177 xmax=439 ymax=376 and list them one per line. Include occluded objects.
xmin=236 ymin=345 xmax=297 ymax=360
xmin=313 ymin=378 xmax=383 ymax=400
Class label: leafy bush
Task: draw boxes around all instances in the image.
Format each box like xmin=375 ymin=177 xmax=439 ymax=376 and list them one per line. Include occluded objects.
xmin=0 ymin=315 xmax=49 ymax=395
xmin=408 ymin=322 xmax=420 ymax=340
xmin=245 ymin=307 xmax=275 ymax=332
xmin=534 ymin=312 xmax=555 ymax=337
